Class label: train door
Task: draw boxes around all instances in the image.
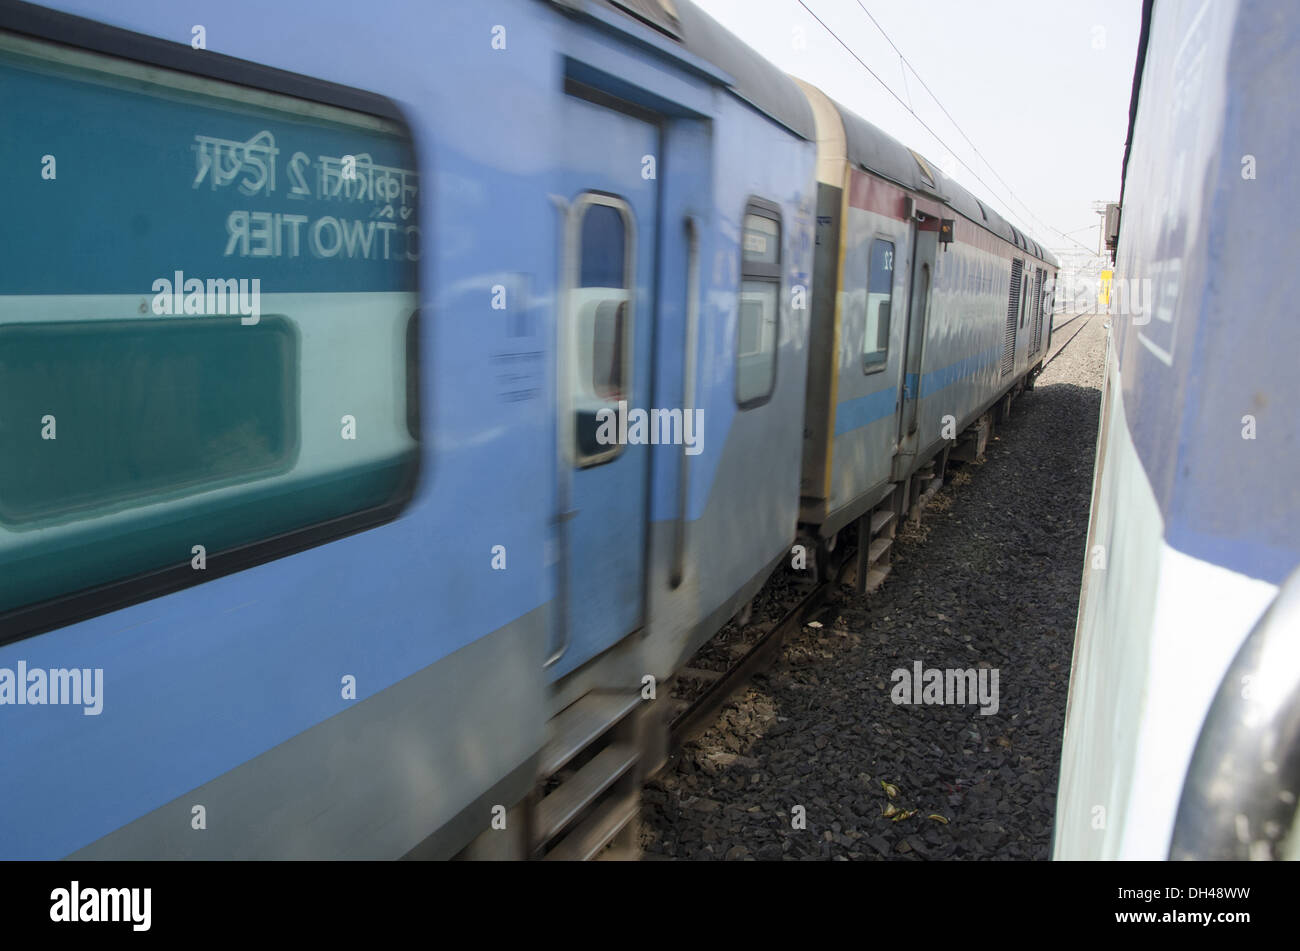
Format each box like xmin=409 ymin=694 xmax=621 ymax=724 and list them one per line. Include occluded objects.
xmin=897 ymin=224 xmax=938 ymax=454
xmin=549 ymin=89 xmax=659 ymax=679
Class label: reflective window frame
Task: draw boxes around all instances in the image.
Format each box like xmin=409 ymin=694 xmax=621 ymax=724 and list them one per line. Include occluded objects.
xmin=0 ymin=12 xmax=422 ymax=646
xmin=863 ymin=237 xmax=895 ymax=374
xmin=735 ymin=198 xmax=782 ymax=409
xmin=564 ymin=192 xmax=636 ymax=468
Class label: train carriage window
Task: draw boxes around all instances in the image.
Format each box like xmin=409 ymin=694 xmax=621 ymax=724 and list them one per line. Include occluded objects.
xmin=736 ymin=202 xmax=781 ymax=407
xmin=0 ymin=32 xmax=421 ymax=636
xmin=863 ymin=239 xmax=894 ymax=373
xmin=568 ymin=195 xmax=634 ymax=464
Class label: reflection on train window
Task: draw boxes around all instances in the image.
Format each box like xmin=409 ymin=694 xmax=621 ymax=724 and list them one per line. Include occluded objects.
xmin=0 ymin=32 xmax=420 ymax=628
xmin=736 ymin=203 xmax=781 ymax=407
xmin=592 ymin=300 xmax=627 ymax=401
xmin=0 ymin=318 xmax=298 ymax=526
xmin=569 ymin=196 xmax=634 ymax=465
xmin=864 ymin=239 xmax=894 ymax=372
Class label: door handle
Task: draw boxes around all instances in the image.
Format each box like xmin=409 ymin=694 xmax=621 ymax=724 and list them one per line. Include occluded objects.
xmin=671 ymin=215 xmax=701 ymax=589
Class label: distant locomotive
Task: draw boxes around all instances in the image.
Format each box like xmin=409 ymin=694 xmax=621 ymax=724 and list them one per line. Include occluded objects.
xmin=0 ymin=0 xmax=1055 ymax=860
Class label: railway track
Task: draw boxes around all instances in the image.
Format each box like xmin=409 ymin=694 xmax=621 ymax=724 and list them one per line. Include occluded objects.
xmin=1050 ymin=311 xmax=1086 ymax=334
xmin=641 ymin=315 xmax=1108 ymax=859
xmin=1042 ymin=310 xmax=1094 ymax=370
xmin=667 ymin=572 xmax=840 ymax=751
xmin=658 ymin=313 xmax=1094 ymax=773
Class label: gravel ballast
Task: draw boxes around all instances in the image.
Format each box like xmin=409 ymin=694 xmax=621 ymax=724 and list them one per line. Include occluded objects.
xmin=640 ymin=315 xmax=1108 ymax=860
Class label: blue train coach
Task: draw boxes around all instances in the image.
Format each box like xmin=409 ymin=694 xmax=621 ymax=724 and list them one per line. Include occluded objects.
xmin=0 ymin=0 xmax=818 ymax=859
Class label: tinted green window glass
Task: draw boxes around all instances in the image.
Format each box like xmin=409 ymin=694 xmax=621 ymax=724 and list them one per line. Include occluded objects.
xmin=0 ymin=317 xmax=297 ymax=524
xmin=0 ymin=33 xmax=420 ymax=624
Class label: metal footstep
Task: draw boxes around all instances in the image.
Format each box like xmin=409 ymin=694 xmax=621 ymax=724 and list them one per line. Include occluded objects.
xmin=534 ymin=691 xmax=645 ymax=860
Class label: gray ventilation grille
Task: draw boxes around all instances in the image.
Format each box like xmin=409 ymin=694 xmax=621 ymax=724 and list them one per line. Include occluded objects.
xmin=1002 ymin=258 xmax=1023 ymax=376
xmin=1031 ymin=267 xmax=1044 ymax=354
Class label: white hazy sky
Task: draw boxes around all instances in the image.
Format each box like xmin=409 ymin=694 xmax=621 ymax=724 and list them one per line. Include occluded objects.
xmin=693 ymin=0 xmax=1141 ymax=258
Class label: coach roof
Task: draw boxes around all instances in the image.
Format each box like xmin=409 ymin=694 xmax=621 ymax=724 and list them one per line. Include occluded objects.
xmin=672 ymin=0 xmax=815 ymax=139
xmin=568 ymin=1 xmax=1055 ymax=266
xmin=834 ymin=96 xmax=1057 ymax=267
xmin=576 ymin=0 xmax=816 ymax=140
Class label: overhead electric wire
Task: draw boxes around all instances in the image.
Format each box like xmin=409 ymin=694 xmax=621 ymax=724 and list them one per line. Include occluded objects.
xmin=793 ymin=0 xmax=1036 ymax=237
xmin=796 ymin=0 xmax=1097 ymax=256
xmin=850 ymin=0 xmax=1092 ymax=253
